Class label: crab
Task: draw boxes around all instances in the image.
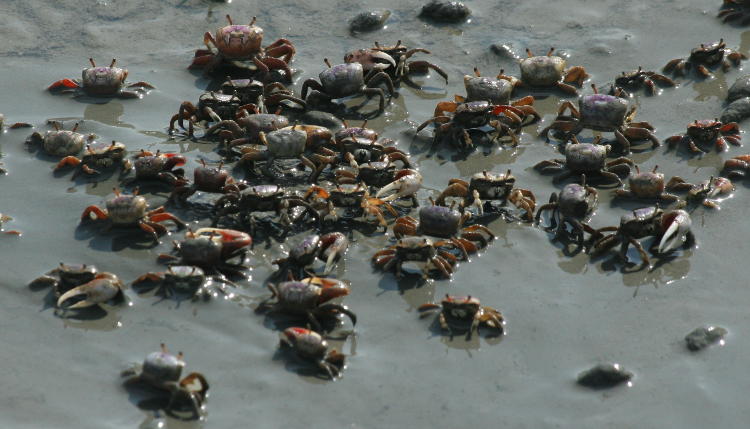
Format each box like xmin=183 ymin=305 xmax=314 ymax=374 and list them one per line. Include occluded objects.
xmin=663 ymin=39 xmax=746 ymax=78
xmin=125 ymin=150 xmax=186 ymax=187
xmin=279 ymin=327 xmax=346 ymax=380
xmin=262 ymin=276 xmax=356 ymax=332
xmin=335 ymin=157 xmax=412 ymax=188
xmin=540 ymin=84 xmax=659 ymax=153
xmin=205 ymin=110 xmax=289 ymax=147
xmin=344 ymin=40 xmax=448 ymax=89
xmin=613 ymin=165 xmax=681 ymax=203
xmin=122 ymin=344 xmax=209 ymax=421
xmin=535 ymin=174 xmax=599 ymax=246
xmin=418 ymin=294 xmax=504 ymax=340
xmin=55 ymin=139 xmax=131 ymax=179
xmin=392 ymin=201 xmax=496 ymax=255
xmin=211 ymin=184 xmax=321 ymax=233
xmin=718 ymin=0 xmax=750 ymax=24
xmin=665 ymin=119 xmax=741 ymax=153
xmin=497 ymin=47 xmax=588 ymax=95
xmin=723 ymin=154 xmax=750 ymax=178
xmin=236 ymin=125 xmax=338 ymax=182
xmin=304 ymin=184 xmax=399 ymax=228
xmin=416 ymin=98 xmax=532 ymax=148
xmin=461 ymin=67 xmax=539 ymax=121
xmin=29 ymin=262 xmax=100 ymax=299
xmin=132 ymin=265 xmax=238 ymax=300
xmin=372 ymin=236 xmax=463 ymax=279
xmin=434 ymin=169 xmax=536 ymax=220
xmin=158 ymin=228 xmax=252 ymax=277
xmin=665 ymin=176 xmax=735 ymax=209
xmin=301 ymin=59 xmax=395 ymax=115
xmin=168 ymin=91 xmax=244 ymax=137
xmin=374 ymin=168 xmax=423 ymax=205
xmin=47 ymin=58 xmax=154 ymax=98
xmin=534 ymin=141 xmax=635 ymax=186
xmin=56 ymin=272 xmax=126 ymax=311
xmin=590 ymin=207 xmax=695 ymax=267
xmin=332 ymin=122 xmax=411 ymax=167
xmin=25 ymin=121 xmax=93 ymax=158
xmin=273 ymin=232 xmax=349 ymax=278
xmin=609 ymin=66 xmax=676 ymax=97
xmin=190 ymin=15 xmax=295 ymax=79
xmin=220 ymin=78 xmax=305 ymax=111
xmin=169 ymin=160 xmax=246 ymax=205
xmin=0 ymin=213 xmax=20 ymax=235
xmin=81 ymin=188 xmax=186 ymax=243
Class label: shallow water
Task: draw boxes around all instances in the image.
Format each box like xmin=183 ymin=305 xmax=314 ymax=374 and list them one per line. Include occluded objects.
xmin=2 ymin=0 xmax=750 ymax=428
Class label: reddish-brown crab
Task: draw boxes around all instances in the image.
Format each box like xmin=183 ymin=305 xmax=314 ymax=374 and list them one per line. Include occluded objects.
xmin=718 ymin=0 xmax=750 ymax=24
xmin=610 ymin=66 xmax=676 ymax=97
xmin=304 ymin=184 xmax=399 ymax=228
xmin=126 ymin=150 xmax=186 ymax=186
xmin=169 ymin=160 xmax=246 ymax=205
xmin=48 ymin=58 xmax=154 ymax=98
xmin=273 ymin=233 xmax=349 ymax=277
xmin=158 ymin=228 xmax=252 ymax=278
xmin=190 ymin=15 xmax=295 ymax=79
xmin=55 ymin=140 xmax=131 ymax=179
xmin=372 ymin=236 xmax=461 ymax=279
xmin=418 ymin=294 xmax=504 ymax=340
xmin=663 ymin=39 xmax=746 ymax=78
xmin=344 ymin=40 xmax=448 ymax=89
xmin=666 ymin=176 xmax=735 ymax=209
xmin=81 ymin=188 xmax=185 ymax=243
xmin=279 ymin=327 xmax=346 ymax=380
xmin=497 ymin=47 xmax=588 ymax=95
xmin=723 ymin=154 xmax=750 ymax=178
xmin=168 ymin=91 xmax=245 ymax=137
xmin=666 ymin=119 xmax=741 ymax=153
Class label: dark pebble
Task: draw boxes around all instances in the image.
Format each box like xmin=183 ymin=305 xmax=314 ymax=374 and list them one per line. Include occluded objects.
xmin=685 ymin=326 xmax=727 ymax=351
xmin=297 ymin=110 xmax=345 ymax=131
xmin=419 ymin=1 xmax=471 ymax=23
xmin=490 ymin=43 xmax=519 ymax=59
xmin=721 ymin=97 xmax=750 ymax=123
xmin=577 ymin=363 xmax=632 ymax=389
xmin=349 ymin=10 xmax=391 ymax=33
xmin=727 ymin=74 xmax=750 ymax=102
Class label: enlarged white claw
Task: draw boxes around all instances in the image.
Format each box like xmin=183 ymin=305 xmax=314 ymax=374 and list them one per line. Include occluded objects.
xmin=658 ymin=210 xmax=692 ymax=254
xmin=376 ymin=169 xmax=422 ymax=202
xmin=370 ymin=51 xmax=397 ymax=68
xmin=56 ymin=273 xmax=123 ymax=309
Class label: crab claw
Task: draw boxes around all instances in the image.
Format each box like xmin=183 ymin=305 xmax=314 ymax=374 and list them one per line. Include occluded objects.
xmin=376 ymin=169 xmax=422 ymax=202
xmin=658 ymin=210 xmax=692 ymax=254
xmin=56 ymin=273 xmax=124 ymax=309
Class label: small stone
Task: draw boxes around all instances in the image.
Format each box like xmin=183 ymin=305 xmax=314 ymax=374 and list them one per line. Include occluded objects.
xmin=727 ymin=74 xmax=750 ymax=102
xmin=721 ymin=97 xmax=750 ymax=124
xmin=297 ymin=110 xmax=345 ymax=132
xmin=685 ymin=326 xmax=727 ymax=351
xmin=490 ymin=43 xmax=519 ymax=59
xmin=349 ymin=10 xmax=391 ymax=34
xmin=419 ymin=1 xmax=471 ymax=23
xmin=577 ymin=363 xmax=632 ymax=389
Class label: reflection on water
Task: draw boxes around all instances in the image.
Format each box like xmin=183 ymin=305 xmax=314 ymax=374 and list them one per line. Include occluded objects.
xmin=84 ymin=102 xmax=135 ymax=129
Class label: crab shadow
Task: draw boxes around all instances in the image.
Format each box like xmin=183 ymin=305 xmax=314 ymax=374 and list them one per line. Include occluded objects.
xmin=271 ymin=347 xmax=341 ymax=382
xmin=421 ymin=316 xmax=505 ymax=351
xmin=121 ymin=380 xmax=177 ymax=420
xmin=74 ymin=223 xmax=170 ymax=252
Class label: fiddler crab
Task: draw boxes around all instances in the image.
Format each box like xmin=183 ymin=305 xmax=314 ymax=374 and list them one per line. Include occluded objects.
xmin=169 ymin=159 xmax=246 ymax=206
xmin=434 ymin=169 xmax=536 ymax=220
xmin=158 ymin=228 xmax=252 ymax=278
xmin=168 ymin=91 xmax=244 ymax=137
xmin=419 ymin=294 xmax=504 ymax=340
xmin=665 ymin=119 xmax=742 ymax=153
xmin=541 ymin=84 xmax=659 ymax=154
xmin=723 ymin=154 xmax=750 ymax=178
xmin=273 ymin=232 xmax=349 ymax=278
xmin=81 ymin=188 xmax=186 ymax=243
xmin=534 ymin=141 xmax=635 ymax=186
xmin=417 ymin=98 xmax=535 ymax=148
xmin=372 ymin=230 xmax=483 ymax=280
xmin=132 ymin=265 xmax=238 ymax=301
xmin=48 ymin=58 xmax=154 ymax=98
xmin=279 ymin=327 xmax=346 ymax=380
xmin=125 ymin=149 xmax=186 ymax=187
xmin=497 ymin=47 xmax=588 ymax=95
xmin=610 ymin=66 xmax=676 ymax=97
xmin=122 ymin=344 xmax=209 ymax=421
xmin=30 ymin=263 xmax=124 ymax=311
xmin=304 ymin=184 xmax=399 ymax=229
xmin=220 ymin=77 xmax=305 ymax=111
xmin=211 ymin=184 xmax=320 ymax=233
xmin=590 ymin=207 xmax=695 ymax=267
xmin=461 ymin=67 xmax=540 ymax=120
xmin=374 ymin=168 xmax=423 ymax=206
xmin=613 ymin=165 xmax=681 ymax=204
xmin=665 ymin=176 xmax=735 ymax=209
xmin=344 ymin=40 xmax=448 ymax=89
xmin=26 ymin=121 xmax=93 ymax=158
xmin=663 ymin=39 xmax=746 ymax=78
xmin=718 ymin=0 xmax=750 ymax=24
xmin=393 ymin=200 xmax=496 ymax=255
xmin=207 ymin=110 xmax=289 ymax=147
xmin=55 ymin=139 xmax=131 ymax=180
xmin=332 ymin=122 xmax=411 ymax=168
xmin=236 ymin=124 xmax=338 ymax=182
xmin=261 ymin=276 xmax=356 ymax=332
xmin=535 ymin=174 xmax=599 ymax=246
xmin=190 ymin=15 xmax=295 ymax=79
xmin=301 ymin=58 xmax=395 ymax=115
